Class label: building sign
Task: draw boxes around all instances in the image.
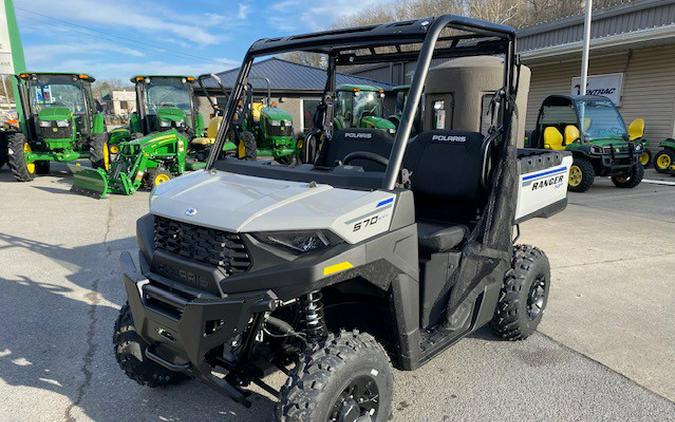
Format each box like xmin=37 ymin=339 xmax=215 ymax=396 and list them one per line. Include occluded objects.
xmin=0 ymin=1 xmax=14 ymax=74
xmin=571 ymin=73 xmax=624 ymax=105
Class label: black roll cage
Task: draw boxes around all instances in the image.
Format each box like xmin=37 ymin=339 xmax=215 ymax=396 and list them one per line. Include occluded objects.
xmin=206 ymin=15 xmax=517 ymax=190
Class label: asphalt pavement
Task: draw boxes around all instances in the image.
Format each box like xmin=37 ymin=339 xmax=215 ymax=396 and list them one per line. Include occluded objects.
xmin=0 ymin=164 xmax=673 ymax=421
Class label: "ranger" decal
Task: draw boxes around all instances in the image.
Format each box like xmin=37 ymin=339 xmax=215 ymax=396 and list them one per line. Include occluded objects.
xmin=531 ymin=175 xmax=565 ymax=191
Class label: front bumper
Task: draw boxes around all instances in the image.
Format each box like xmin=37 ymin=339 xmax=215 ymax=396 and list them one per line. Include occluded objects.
xmin=121 ymin=251 xmax=278 ymax=373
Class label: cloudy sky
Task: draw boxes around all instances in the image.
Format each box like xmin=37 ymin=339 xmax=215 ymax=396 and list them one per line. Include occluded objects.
xmin=14 ymin=0 xmax=388 ymax=82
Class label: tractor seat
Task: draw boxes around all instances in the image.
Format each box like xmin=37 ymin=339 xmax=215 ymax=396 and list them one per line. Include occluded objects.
xmin=417 ymin=221 xmax=468 ymax=254
xmin=191 ymin=116 xmax=223 ymax=146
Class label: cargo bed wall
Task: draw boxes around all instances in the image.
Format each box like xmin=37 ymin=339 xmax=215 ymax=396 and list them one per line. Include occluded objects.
xmin=515 ymin=149 xmax=572 ymax=223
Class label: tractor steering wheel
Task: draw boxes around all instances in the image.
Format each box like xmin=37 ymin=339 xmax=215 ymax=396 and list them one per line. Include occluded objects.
xmin=342 ymin=151 xmax=389 ymax=168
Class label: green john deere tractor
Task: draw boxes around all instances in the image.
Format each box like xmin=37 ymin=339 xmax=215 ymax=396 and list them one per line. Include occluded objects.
xmin=334 ymin=84 xmax=396 ymax=135
xmin=529 ymin=95 xmax=644 ymax=192
xmin=653 ymin=138 xmax=675 ymax=175
xmin=221 ymin=77 xmax=297 ymax=164
xmin=5 ymin=72 xmax=109 ymax=181
xmin=70 ymin=75 xmax=235 ymax=198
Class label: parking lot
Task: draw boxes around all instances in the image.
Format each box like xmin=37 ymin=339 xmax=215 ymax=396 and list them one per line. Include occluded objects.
xmin=0 ymin=164 xmax=673 ymax=421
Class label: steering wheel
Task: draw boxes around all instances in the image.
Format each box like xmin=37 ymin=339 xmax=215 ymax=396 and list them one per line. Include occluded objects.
xmin=342 ymin=151 xmax=389 ymax=168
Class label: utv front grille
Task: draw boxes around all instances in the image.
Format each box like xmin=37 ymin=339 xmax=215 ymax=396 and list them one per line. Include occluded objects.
xmin=153 ymin=216 xmax=251 ymax=276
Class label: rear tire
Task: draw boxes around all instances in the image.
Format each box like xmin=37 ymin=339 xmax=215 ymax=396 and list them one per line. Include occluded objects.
xmin=639 ymin=149 xmax=651 ymax=167
xmin=238 ymin=131 xmax=257 ymax=160
xmin=611 ymin=163 xmax=644 ymax=188
xmin=654 ymin=149 xmax=673 ymax=173
xmin=7 ymin=132 xmax=34 ymax=182
xmin=276 ymin=331 xmax=394 ymax=422
xmin=567 ymin=157 xmax=594 ymax=193
xmin=89 ymin=133 xmax=110 ymax=170
xmin=113 ymin=304 xmax=189 ymax=387
xmin=490 ymin=245 xmax=550 ymax=341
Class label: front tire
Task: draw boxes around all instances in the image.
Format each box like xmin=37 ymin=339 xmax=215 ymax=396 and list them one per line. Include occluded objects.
xmin=146 ymin=167 xmax=172 ymax=189
xmin=611 ymin=163 xmax=644 ymax=188
xmin=7 ymin=132 xmax=34 ymax=182
xmin=89 ymin=133 xmax=110 ymax=170
xmin=0 ymin=132 xmax=8 ymax=169
xmin=113 ymin=304 xmax=188 ymax=387
xmin=567 ymin=157 xmax=594 ymax=192
xmin=277 ymin=331 xmax=394 ymax=422
xmin=654 ymin=149 xmax=673 ymax=173
xmin=490 ymin=245 xmax=551 ymax=341
xmin=238 ymin=131 xmax=257 ymax=160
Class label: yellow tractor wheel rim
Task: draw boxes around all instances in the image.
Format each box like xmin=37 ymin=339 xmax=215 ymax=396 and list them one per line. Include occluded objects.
xmin=110 ymin=144 xmax=120 ymax=154
xmin=639 ymin=152 xmax=650 ymax=166
xmin=154 ymin=173 xmax=170 ymax=185
xmin=238 ymin=140 xmax=246 ymax=158
xmin=103 ymin=143 xmax=110 ymax=171
xmin=568 ymin=165 xmax=582 ymax=187
xmin=23 ymin=143 xmax=35 ymax=174
xmin=656 ymin=154 xmax=671 ymax=170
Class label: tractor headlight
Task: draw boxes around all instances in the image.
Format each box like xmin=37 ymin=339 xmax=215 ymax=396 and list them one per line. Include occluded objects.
xmin=253 ymin=230 xmax=342 ymax=255
xmin=159 ymin=120 xmax=172 ymax=128
xmin=634 ymin=143 xmax=643 ymax=152
xmin=270 ymin=120 xmax=281 ymax=127
xmin=56 ymin=120 xmax=69 ymax=127
xmin=176 ymin=120 xmax=186 ymax=128
xmin=39 ymin=120 xmax=52 ymax=128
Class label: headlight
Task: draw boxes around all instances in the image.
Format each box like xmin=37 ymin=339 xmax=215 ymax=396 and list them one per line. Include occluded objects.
xmin=253 ymin=230 xmax=341 ymax=254
xmin=176 ymin=120 xmax=185 ymax=127
xmin=591 ymin=145 xmax=604 ymax=154
xmin=159 ymin=120 xmax=172 ymax=128
xmin=39 ymin=120 xmax=52 ymax=127
xmin=270 ymin=120 xmax=281 ymax=127
xmin=56 ymin=120 xmax=69 ymax=127
xmin=634 ymin=143 xmax=642 ymax=151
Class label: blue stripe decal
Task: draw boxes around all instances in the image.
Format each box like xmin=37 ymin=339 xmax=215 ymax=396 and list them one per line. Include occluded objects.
xmin=522 ymin=166 xmax=568 ymax=181
xmin=376 ymin=197 xmax=394 ymax=208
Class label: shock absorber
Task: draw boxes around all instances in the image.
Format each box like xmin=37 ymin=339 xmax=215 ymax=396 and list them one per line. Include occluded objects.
xmin=303 ymin=290 xmax=326 ymax=342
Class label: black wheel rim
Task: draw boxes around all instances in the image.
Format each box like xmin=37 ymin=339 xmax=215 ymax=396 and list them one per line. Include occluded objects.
xmin=527 ymin=276 xmax=546 ymax=320
xmin=329 ymin=375 xmax=380 ymax=422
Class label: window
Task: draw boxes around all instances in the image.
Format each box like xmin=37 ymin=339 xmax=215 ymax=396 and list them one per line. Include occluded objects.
xmin=302 ymin=99 xmax=321 ymax=131
xmin=480 ymin=93 xmax=495 ymax=134
xmin=433 ymin=100 xmax=445 ymax=129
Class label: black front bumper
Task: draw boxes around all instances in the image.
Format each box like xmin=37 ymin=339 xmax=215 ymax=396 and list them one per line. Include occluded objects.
xmin=121 ymin=251 xmax=277 ymax=377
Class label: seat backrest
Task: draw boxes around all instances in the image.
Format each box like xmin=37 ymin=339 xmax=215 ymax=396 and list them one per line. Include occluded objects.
xmin=403 ymin=130 xmax=486 ymax=223
xmin=543 ymin=126 xmax=564 ymax=150
xmin=564 ymin=125 xmax=580 ymax=145
xmin=207 ymin=116 xmax=223 ymax=139
xmin=628 ymin=118 xmax=645 ymax=141
xmin=321 ymin=128 xmax=394 ymax=171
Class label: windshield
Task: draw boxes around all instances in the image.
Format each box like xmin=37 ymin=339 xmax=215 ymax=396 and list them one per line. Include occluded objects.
xmin=335 ymin=90 xmax=384 ymax=127
xmin=576 ymin=99 xmax=627 ymax=139
xmin=143 ymin=77 xmax=193 ymax=116
xmin=28 ymin=75 xmax=86 ymax=114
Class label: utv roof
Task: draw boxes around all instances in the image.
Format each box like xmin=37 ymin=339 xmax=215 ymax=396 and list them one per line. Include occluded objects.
xmin=130 ymin=75 xmax=195 ymax=83
xmin=20 ymin=72 xmax=96 ymax=82
xmin=247 ymin=15 xmax=516 ymax=64
xmin=336 ymin=84 xmax=384 ymax=92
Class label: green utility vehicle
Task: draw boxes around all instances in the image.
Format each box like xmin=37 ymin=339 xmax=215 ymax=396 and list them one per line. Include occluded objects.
xmin=334 ymin=84 xmax=396 ymax=135
xmin=529 ymin=95 xmax=644 ymax=192
xmin=653 ymin=138 xmax=675 ymax=174
xmin=5 ymin=72 xmax=109 ymax=181
xmin=70 ymin=75 xmax=234 ymax=198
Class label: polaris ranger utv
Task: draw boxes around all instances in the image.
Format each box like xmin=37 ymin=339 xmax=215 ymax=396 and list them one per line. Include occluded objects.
xmin=6 ymin=72 xmax=109 ymax=181
xmin=114 ymin=16 xmax=571 ymax=421
xmin=529 ymin=95 xmax=644 ymax=192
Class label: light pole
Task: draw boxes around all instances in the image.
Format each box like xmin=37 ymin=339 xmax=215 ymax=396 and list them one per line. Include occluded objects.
xmin=580 ymin=0 xmax=593 ymax=95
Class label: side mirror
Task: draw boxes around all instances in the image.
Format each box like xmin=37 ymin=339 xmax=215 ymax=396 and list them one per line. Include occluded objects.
xmin=564 ymin=125 xmax=580 ymax=145
xmin=95 ymin=100 xmax=104 ymax=113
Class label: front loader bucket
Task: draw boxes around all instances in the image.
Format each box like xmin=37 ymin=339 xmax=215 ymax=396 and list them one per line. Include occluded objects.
xmin=68 ymin=164 xmax=110 ymax=199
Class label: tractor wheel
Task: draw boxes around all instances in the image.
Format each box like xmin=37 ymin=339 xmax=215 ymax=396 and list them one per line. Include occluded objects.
xmin=277 ymin=330 xmax=393 ymax=422
xmin=7 ymin=132 xmax=34 ymax=182
xmin=639 ymin=149 xmax=651 ymax=167
xmin=654 ymin=149 xmax=673 ymax=173
xmin=114 ymin=304 xmax=189 ymax=387
xmin=490 ymin=245 xmax=550 ymax=341
xmin=89 ymin=133 xmax=110 ymax=170
xmin=612 ymin=163 xmax=644 ymax=188
xmin=238 ymin=131 xmax=257 ymax=160
xmin=35 ymin=161 xmax=51 ymax=175
xmin=147 ymin=167 xmax=172 ymax=189
xmin=0 ymin=132 xmax=8 ymax=169
xmin=274 ymin=155 xmax=293 ymax=165
xmin=567 ymin=157 xmax=594 ymax=193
